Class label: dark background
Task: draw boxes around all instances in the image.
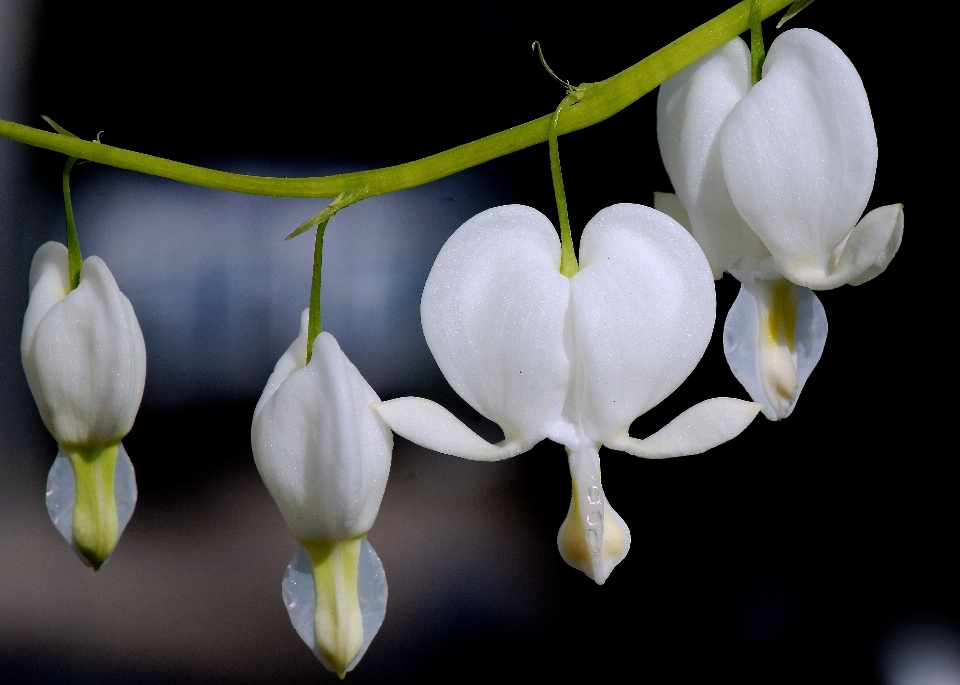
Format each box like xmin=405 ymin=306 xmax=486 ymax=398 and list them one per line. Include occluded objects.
xmin=1 ymin=1 xmax=952 ymax=684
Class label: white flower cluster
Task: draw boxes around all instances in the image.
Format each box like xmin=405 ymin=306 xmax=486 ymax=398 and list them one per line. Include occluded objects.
xmin=21 ymin=27 xmax=898 ymax=677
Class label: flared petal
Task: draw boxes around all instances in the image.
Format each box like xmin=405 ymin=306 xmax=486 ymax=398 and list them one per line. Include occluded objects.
xmin=22 ymin=242 xmax=146 ymax=448
xmin=373 ymin=397 xmax=526 ymax=461
xmin=723 ymin=280 xmax=827 ymax=420
xmin=252 ymin=314 xmax=392 ymax=541
xmin=605 ymin=398 xmax=761 ymax=458
xmin=420 ymin=205 xmax=571 ymax=447
xmin=820 ymin=203 xmax=905 ymax=289
xmin=657 ymin=38 xmax=752 ymax=277
xmin=556 ymin=446 xmax=630 ymax=584
xmin=569 ymin=204 xmax=716 ymax=445
xmin=720 ymin=29 xmax=877 ymax=283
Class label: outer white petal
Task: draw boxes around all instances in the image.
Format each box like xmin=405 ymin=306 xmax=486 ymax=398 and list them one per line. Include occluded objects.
xmin=723 ymin=281 xmax=827 ymax=420
xmin=570 ymin=204 xmax=715 ymax=445
xmin=252 ymin=315 xmax=392 ymax=541
xmin=657 ymin=38 xmax=752 ymax=277
xmin=605 ymin=398 xmax=761 ymax=458
xmin=833 ymin=204 xmax=905 ymax=288
xmin=420 ymin=205 xmax=570 ymax=447
xmin=22 ymin=242 xmax=146 ymax=448
xmin=720 ymin=28 xmax=877 ymax=283
xmin=373 ymin=397 xmax=526 ymax=461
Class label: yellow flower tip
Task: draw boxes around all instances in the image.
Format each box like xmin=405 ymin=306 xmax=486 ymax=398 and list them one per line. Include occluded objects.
xmin=557 ymin=481 xmax=630 ymax=585
xmin=303 ymin=537 xmax=365 ymax=676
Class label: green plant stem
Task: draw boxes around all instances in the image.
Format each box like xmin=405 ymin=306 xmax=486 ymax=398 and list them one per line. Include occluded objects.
xmin=551 ymin=96 xmax=579 ymax=278
xmin=305 ymin=217 xmax=328 ymax=365
xmin=0 ymin=0 xmax=791 ymax=207
xmin=750 ymin=0 xmax=766 ymax=85
xmin=62 ymin=157 xmax=83 ymax=290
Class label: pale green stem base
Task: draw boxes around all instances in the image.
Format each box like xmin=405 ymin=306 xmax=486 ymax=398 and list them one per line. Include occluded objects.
xmin=66 ymin=443 xmax=120 ymax=570
xmin=302 ymin=537 xmax=365 ymax=679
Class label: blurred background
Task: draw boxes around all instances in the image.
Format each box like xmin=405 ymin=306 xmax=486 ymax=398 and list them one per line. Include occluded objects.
xmin=1 ymin=1 xmax=954 ymax=683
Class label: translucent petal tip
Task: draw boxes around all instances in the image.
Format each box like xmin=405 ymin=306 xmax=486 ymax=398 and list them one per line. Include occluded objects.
xmin=282 ymin=537 xmax=388 ymax=675
xmin=45 ymin=442 xmax=137 ymax=569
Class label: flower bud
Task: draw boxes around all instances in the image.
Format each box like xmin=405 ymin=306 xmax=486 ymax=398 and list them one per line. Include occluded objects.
xmin=252 ymin=310 xmax=392 ymax=676
xmin=21 ymin=242 xmax=145 ymax=568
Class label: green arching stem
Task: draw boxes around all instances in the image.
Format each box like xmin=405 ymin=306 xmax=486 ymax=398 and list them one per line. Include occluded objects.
xmin=750 ymin=0 xmax=767 ymax=85
xmin=305 ymin=217 xmax=329 ymax=365
xmin=62 ymin=156 xmax=83 ymax=290
xmin=0 ymin=0 xmax=792 ymax=212
xmin=550 ymin=95 xmax=579 ymax=278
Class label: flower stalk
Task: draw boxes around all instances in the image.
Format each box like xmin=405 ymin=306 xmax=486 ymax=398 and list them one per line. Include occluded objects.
xmin=549 ymin=95 xmax=579 ymax=278
xmin=306 ymin=217 xmax=328 ymax=365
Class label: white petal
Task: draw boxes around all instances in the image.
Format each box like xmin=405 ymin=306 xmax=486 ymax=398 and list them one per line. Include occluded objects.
xmin=723 ymin=280 xmax=827 ymax=420
xmin=657 ymin=38 xmax=752 ymax=277
xmin=570 ymin=204 xmax=716 ymax=445
xmin=253 ymin=308 xmax=310 ymax=418
xmin=605 ymin=398 xmax=761 ymax=458
xmin=720 ymin=29 xmax=877 ymax=282
xmin=252 ymin=330 xmax=392 ymax=541
xmin=556 ymin=446 xmax=630 ymax=585
xmin=22 ymin=246 xmax=146 ymax=447
xmin=838 ymin=204 xmax=905 ymax=288
xmin=420 ymin=205 xmax=570 ymax=447
xmin=282 ymin=538 xmax=387 ymax=674
xmin=373 ymin=397 xmax=526 ymax=461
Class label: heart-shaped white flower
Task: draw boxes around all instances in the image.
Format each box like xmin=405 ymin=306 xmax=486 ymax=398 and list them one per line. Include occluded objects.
xmin=657 ymin=29 xmax=904 ymax=420
xmin=375 ymin=203 xmax=761 ymax=583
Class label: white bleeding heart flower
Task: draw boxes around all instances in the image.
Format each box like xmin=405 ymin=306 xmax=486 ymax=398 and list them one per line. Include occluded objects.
xmin=21 ymin=241 xmax=145 ymax=569
xmin=252 ymin=310 xmax=392 ymax=677
xmin=374 ymin=203 xmax=761 ymax=584
xmin=656 ymin=28 xmax=904 ymax=420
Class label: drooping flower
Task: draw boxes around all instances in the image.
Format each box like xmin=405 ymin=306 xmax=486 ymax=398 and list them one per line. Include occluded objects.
xmin=21 ymin=241 xmax=145 ymax=569
xmin=252 ymin=310 xmax=392 ymax=677
xmin=374 ymin=203 xmax=761 ymax=584
xmin=656 ymin=28 xmax=903 ymax=420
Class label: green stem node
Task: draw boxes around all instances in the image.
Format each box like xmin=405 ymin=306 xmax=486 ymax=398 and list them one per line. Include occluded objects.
xmin=302 ymin=536 xmax=365 ymax=679
xmin=67 ymin=443 xmax=120 ymax=570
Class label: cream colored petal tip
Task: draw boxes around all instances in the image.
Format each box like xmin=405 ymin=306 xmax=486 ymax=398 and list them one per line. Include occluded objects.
xmin=606 ymin=397 xmax=761 ymax=458
xmin=723 ymin=283 xmax=827 ymax=420
xmin=282 ymin=538 xmax=387 ymax=676
xmin=372 ymin=397 xmax=525 ymax=461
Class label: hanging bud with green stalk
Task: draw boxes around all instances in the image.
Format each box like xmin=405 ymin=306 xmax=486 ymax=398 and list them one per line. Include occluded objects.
xmin=252 ymin=214 xmax=392 ymax=678
xmin=22 ymin=129 xmax=145 ymax=569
